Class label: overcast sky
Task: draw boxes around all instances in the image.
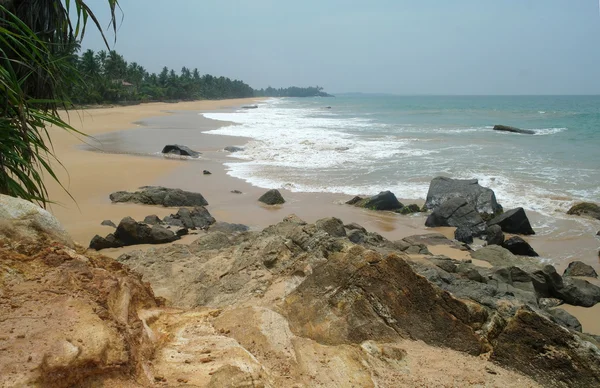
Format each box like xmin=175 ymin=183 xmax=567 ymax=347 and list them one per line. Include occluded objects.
xmin=82 ymin=0 xmax=600 ymax=95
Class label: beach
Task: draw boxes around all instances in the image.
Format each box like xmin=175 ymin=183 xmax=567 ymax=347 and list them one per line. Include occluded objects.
xmin=44 ymin=97 xmax=600 ymax=336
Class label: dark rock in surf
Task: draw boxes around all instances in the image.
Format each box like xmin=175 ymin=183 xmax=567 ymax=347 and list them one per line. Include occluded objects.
xmin=241 ymin=105 xmax=258 ymax=109
xmin=161 ymin=144 xmax=201 ymax=158
xmin=563 ymin=261 xmax=598 ymax=278
xmin=425 ymin=197 xmax=487 ymax=236
xmin=397 ymin=204 xmax=421 ymax=215
xmin=567 ymin=202 xmax=600 ymax=220
xmin=110 ymin=186 xmax=208 ymax=207
xmin=345 ymin=196 xmax=363 ymax=205
xmin=493 ymin=125 xmax=536 ymax=135
xmin=502 ymin=236 xmax=538 ymax=257
xmin=231 ymin=190 xmax=243 ymax=194
xmin=424 ymin=177 xmax=502 ymax=216
xmin=355 ymin=191 xmax=403 ymax=211
xmin=487 ymin=207 xmax=535 ymax=235
xmin=485 ymin=225 xmax=505 ymax=246
xmin=224 ymin=146 xmax=244 ymax=153
xmin=258 ymin=189 xmax=285 ymax=205
xmin=203 ymin=170 xmax=212 ymax=175
xmin=454 ymin=226 xmax=474 ymax=244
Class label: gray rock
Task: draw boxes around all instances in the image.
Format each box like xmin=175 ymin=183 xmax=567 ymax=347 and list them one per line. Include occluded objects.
xmin=89 ymin=233 xmax=123 ymax=250
xmin=315 ymin=217 xmax=346 ymax=237
xmin=189 ymin=232 xmax=231 ymax=252
xmin=143 ymin=215 xmax=162 ymax=225
xmin=161 ymin=144 xmax=200 ymax=157
xmin=471 ymin=245 xmax=523 ymax=267
xmin=345 ymin=196 xmax=363 ymax=205
xmin=563 ymin=261 xmax=598 ymax=278
xmin=203 ymin=170 xmax=212 ymax=175
xmin=487 ymin=208 xmax=535 ymax=235
xmin=424 ymin=176 xmax=501 ymax=215
xmin=359 ymin=191 xmax=403 ymax=211
xmin=114 ymin=216 xmax=179 ymax=246
xmin=534 ymin=265 xmax=600 ymax=307
xmin=231 ymin=190 xmax=243 ymax=194
xmin=566 ymin=202 xmax=600 ymax=220
xmin=539 ymin=298 xmax=563 ymax=309
xmin=149 ymin=225 xmax=180 ymax=244
xmin=547 ymin=308 xmax=582 ymax=332
xmin=425 ymin=197 xmax=486 ymax=236
xmin=209 ymin=222 xmax=249 ymax=234
xmin=171 ymin=207 xmax=216 ymax=230
xmin=0 ymin=194 xmax=73 ymax=248
xmin=109 ymin=186 xmax=208 ymax=207
xmin=258 ymin=189 xmax=285 ymax=205
xmin=101 ymin=219 xmax=117 ymax=228
xmin=347 ymin=229 xmax=366 ymax=244
xmin=344 ymin=222 xmax=367 ymax=233
xmin=493 ymin=125 xmax=535 ymax=135
xmin=454 ymin=226 xmax=473 ymax=244
xmin=224 ymin=146 xmax=244 ymax=153
xmin=486 ymin=224 xmax=504 ymax=246
xmin=502 ymin=236 xmax=538 ymax=257
xmin=163 ymin=216 xmax=184 ymax=228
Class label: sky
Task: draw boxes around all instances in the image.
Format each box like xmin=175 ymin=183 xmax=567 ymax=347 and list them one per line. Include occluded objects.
xmin=81 ymin=0 xmax=600 ymax=95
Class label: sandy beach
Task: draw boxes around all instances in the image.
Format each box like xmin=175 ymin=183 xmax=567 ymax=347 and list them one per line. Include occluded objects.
xmin=43 ymin=98 xmax=600 ymax=336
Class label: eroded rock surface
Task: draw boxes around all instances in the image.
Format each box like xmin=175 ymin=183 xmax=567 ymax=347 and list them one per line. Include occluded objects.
xmin=424 ymin=176 xmax=502 ymax=215
xmin=109 ymin=186 xmax=208 ymax=207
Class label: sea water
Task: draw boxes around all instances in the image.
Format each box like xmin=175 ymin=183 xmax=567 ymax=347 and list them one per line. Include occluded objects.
xmin=204 ymin=95 xmax=600 ymax=219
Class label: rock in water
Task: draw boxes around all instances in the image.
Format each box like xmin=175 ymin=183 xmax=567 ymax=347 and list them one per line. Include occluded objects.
xmin=567 ymin=202 xmax=600 ymax=220
xmin=109 ymin=186 xmax=208 ymax=207
xmin=424 ymin=177 xmax=501 ymax=216
xmin=258 ymin=189 xmax=285 ymax=205
xmin=203 ymin=170 xmax=212 ymax=175
xmin=101 ymin=219 xmax=117 ymax=228
xmin=493 ymin=125 xmax=535 ymax=135
xmin=501 ymin=236 xmax=538 ymax=257
xmin=425 ymin=197 xmax=487 ymax=236
xmin=359 ymin=191 xmax=403 ymax=211
xmin=161 ymin=144 xmax=201 ymax=157
xmin=486 ymin=224 xmax=505 ymax=246
xmin=0 ymin=194 xmax=73 ymax=248
xmin=563 ymin=261 xmax=598 ymax=278
xmin=398 ymin=204 xmax=421 ymax=214
xmin=487 ymin=207 xmax=535 ymax=235
xmin=224 ymin=146 xmax=244 ymax=152
xmin=454 ymin=226 xmax=474 ymax=244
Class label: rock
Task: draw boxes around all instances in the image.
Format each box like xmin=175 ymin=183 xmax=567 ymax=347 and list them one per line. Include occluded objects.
xmin=241 ymin=105 xmax=258 ymax=109
xmin=547 ymin=308 xmax=582 ymax=332
xmin=143 ymin=215 xmax=162 ymax=225
xmin=345 ymin=196 xmax=363 ymax=205
xmin=0 ymin=194 xmax=73 ymax=248
xmin=567 ymin=202 xmax=600 ymax=220
xmin=492 ymin=125 xmax=535 ymax=135
xmin=163 ymin=216 xmax=184 ymax=228
xmin=425 ymin=197 xmax=486 ymax=236
xmin=168 ymin=207 xmax=216 ymax=230
xmin=189 ymin=232 xmax=231 ymax=252
xmin=258 ymin=189 xmax=285 ymax=205
xmin=149 ymin=225 xmax=180 ymax=244
xmin=203 ymin=170 xmax=212 ymax=175
xmin=209 ymin=222 xmax=249 ymax=234
xmin=224 ymin=146 xmax=244 ymax=152
xmin=161 ymin=144 xmax=201 ymax=157
xmin=539 ymin=298 xmax=563 ymax=309
xmin=535 ymin=265 xmax=600 ymax=307
xmin=563 ymin=261 xmax=598 ymax=278
xmin=470 ymin=245 xmax=523 ymax=267
xmin=344 ymin=222 xmax=367 ymax=233
xmin=231 ymin=190 xmax=242 ymax=194
xmin=454 ymin=226 xmax=474 ymax=244
xmin=347 ymin=229 xmax=366 ymax=244
xmin=315 ymin=217 xmax=346 ymax=237
xmin=282 ymin=214 xmax=307 ymax=225
xmin=424 ymin=177 xmax=502 ymax=215
xmin=176 ymin=228 xmax=189 ymax=237
xmin=101 ymin=219 xmax=116 ymax=228
xmin=356 ymin=191 xmax=403 ymax=211
xmin=89 ymin=233 xmax=123 ymax=250
xmin=114 ymin=216 xmax=179 ymax=246
xmin=501 ymin=236 xmax=538 ymax=257
xmin=485 ymin=224 xmax=505 ymax=246
xmin=487 ymin=207 xmax=535 ymax=235
xmin=397 ymin=204 xmax=421 ymax=214
xmin=109 ymin=186 xmax=208 ymax=207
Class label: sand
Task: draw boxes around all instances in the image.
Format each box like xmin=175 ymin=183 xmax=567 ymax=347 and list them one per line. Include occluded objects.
xmin=42 ymin=98 xmax=600 ymax=338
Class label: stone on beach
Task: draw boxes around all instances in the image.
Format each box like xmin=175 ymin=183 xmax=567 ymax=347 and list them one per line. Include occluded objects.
xmin=425 ymin=197 xmax=487 ymax=236
xmin=487 ymin=207 xmax=535 ymax=235
xmin=224 ymin=146 xmax=244 ymax=152
xmin=101 ymin=219 xmax=116 ymax=228
xmin=502 ymin=236 xmax=538 ymax=257
xmin=567 ymin=202 xmax=600 ymax=220
xmin=485 ymin=224 xmax=505 ymax=246
xmin=563 ymin=261 xmax=598 ymax=278
xmin=454 ymin=226 xmax=474 ymax=244
xmin=347 ymin=191 xmax=403 ymax=211
xmin=258 ymin=189 xmax=285 ymax=205
xmin=424 ymin=176 xmax=502 ymax=216
xmin=161 ymin=144 xmax=201 ymax=158
xmin=109 ymin=186 xmax=208 ymax=207
xmin=493 ymin=124 xmax=536 ymax=135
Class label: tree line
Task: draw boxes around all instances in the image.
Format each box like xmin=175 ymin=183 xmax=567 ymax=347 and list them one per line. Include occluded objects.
xmin=254 ymin=86 xmax=332 ymax=98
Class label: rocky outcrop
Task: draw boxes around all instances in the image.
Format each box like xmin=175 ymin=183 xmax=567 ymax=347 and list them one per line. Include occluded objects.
xmin=315 ymin=217 xmax=346 ymax=237
xmin=487 ymin=207 xmax=535 ymax=235
xmin=563 ymin=261 xmax=598 ymax=278
xmin=454 ymin=226 xmax=473 ymax=244
xmin=424 ymin=177 xmax=502 ymax=215
xmin=567 ymin=202 xmax=600 ymax=220
xmin=161 ymin=144 xmax=200 ymax=157
xmin=534 ymin=265 xmax=600 ymax=307
xmin=350 ymin=191 xmax=404 ymax=211
xmin=486 ymin=224 xmax=505 ymax=246
xmin=397 ymin=203 xmax=421 ymax=214
xmin=425 ymin=197 xmax=486 ymax=236
xmin=493 ymin=125 xmax=535 ymax=135
xmin=109 ymin=186 xmax=208 ymax=207
xmin=258 ymin=189 xmax=285 ymax=205
xmin=502 ymin=236 xmax=539 ymax=256
xmin=163 ymin=207 xmax=215 ymax=230
xmin=90 ymin=216 xmax=180 ymax=250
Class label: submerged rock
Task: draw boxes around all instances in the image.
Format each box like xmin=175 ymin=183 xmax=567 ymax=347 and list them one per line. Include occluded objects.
xmin=258 ymin=189 xmax=285 ymax=205
xmin=563 ymin=261 xmax=598 ymax=278
xmin=224 ymin=146 xmax=244 ymax=152
xmin=109 ymin=186 xmax=208 ymax=207
xmin=397 ymin=204 xmax=421 ymax=215
xmin=567 ymin=202 xmax=600 ymax=220
xmin=424 ymin=176 xmax=502 ymax=215
xmin=487 ymin=207 xmax=535 ymax=235
xmin=425 ymin=197 xmax=487 ymax=236
xmin=493 ymin=125 xmax=535 ymax=135
xmin=161 ymin=144 xmax=201 ymax=157
xmin=502 ymin=236 xmax=538 ymax=257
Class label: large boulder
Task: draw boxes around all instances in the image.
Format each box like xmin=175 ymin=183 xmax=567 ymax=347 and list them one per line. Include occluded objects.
xmin=163 ymin=207 xmax=216 ymax=230
xmin=493 ymin=125 xmax=535 ymax=135
xmin=258 ymin=189 xmax=285 ymax=205
xmin=109 ymin=186 xmax=208 ymax=207
xmin=487 ymin=207 xmax=535 ymax=235
xmin=0 ymin=194 xmax=73 ymax=248
xmin=486 ymin=224 xmax=505 ymax=246
xmin=563 ymin=261 xmax=598 ymax=278
xmin=356 ymin=191 xmax=403 ymax=211
xmin=454 ymin=226 xmax=473 ymax=244
xmin=112 ymin=216 xmax=179 ymax=247
xmin=424 ymin=177 xmax=501 ymax=215
xmin=547 ymin=308 xmax=582 ymax=332
xmin=567 ymin=202 xmax=600 ymax=220
xmin=425 ymin=197 xmax=486 ymax=236
xmin=502 ymin=236 xmax=538 ymax=257
xmin=534 ymin=265 xmax=600 ymax=307
xmin=161 ymin=144 xmax=200 ymax=158
xmin=315 ymin=217 xmax=346 ymax=237
xmin=89 ymin=233 xmax=123 ymax=250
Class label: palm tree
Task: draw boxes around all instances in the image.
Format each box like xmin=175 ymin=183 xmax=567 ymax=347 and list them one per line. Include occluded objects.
xmin=0 ymin=1 xmax=120 ymax=206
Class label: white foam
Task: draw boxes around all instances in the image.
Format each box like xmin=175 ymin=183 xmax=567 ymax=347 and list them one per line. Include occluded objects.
xmin=532 ymin=127 xmax=567 ymax=136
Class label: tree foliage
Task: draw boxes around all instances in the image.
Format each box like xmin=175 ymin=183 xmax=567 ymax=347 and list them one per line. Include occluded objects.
xmin=254 ymin=86 xmax=333 ymax=98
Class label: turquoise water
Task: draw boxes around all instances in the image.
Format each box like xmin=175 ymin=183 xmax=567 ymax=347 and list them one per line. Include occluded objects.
xmin=205 ymin=95 xmax=600 ymax=218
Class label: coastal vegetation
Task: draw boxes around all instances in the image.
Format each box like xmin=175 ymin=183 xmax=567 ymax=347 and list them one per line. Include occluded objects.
xmin=254 ymin=85 xmax=333 ymax=97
